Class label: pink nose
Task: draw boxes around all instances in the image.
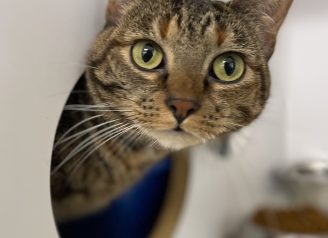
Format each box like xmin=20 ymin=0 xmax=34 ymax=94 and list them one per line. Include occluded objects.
xmin=167 ymin=98 xmax=200 ymax=123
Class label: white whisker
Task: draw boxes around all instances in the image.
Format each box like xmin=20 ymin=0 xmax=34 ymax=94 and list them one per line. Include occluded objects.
xmin=69 ymin=124 xmax=137 ymax=177
xmin=149 ymin=138 xmax=159 ymax=148
xmin=55 ymin=118 xmax=120 ymax=148
xmin=64 ymin=108 xmax=133 ymax=112
xmin=65 ymin=104 xmax=108 ymax=108
xmin=52 ymin=122 xmax=129 ymax=175
xmin=64 ymin=104 xmax=133 ymax=112
xmin=54 ymin=115 xmax=103 ymax=147
xmin=123 ymin=128 xmax=144 ymax=151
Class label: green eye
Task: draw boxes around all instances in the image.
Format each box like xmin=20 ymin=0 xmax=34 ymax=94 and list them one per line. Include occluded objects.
xmin=212 ymin=53 xmax=245 ymax=82
xmin=131 ymin=40 xmax=164 ymax=70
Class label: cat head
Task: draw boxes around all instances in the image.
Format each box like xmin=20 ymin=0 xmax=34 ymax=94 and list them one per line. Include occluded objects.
xmin=86 ymin=0 xmax=293 ymax=150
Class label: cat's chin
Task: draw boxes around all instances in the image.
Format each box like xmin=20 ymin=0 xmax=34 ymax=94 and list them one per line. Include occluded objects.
xmin=147 ymin=129 xmax=202 ymax=151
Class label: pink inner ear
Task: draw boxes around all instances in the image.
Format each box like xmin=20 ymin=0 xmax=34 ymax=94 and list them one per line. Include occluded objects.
xmin=261 ymin=0 xmax=293 ymax=58
xmin=231 ymin=0 xmax=293 ymax=58
xmin=106 ymin=0 xmax=126 ymax=25
xmin=107 ymin=2 xmax=120 ymax=20
xmin=107 ymin=0 xmax=131 ymax=13
xmin=107 ymin=1 xmax=119 ymax=14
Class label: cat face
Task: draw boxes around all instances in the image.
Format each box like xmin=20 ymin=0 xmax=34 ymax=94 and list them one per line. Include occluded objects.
xmin=86 ymin=0 xmax=292 ymax=150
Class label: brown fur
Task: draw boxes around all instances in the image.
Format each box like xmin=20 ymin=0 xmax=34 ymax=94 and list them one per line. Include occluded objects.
xmin=51 ymin=0 xmax=293 ymax=222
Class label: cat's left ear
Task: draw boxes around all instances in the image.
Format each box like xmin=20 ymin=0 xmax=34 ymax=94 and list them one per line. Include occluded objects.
xmin=106 ymin=0 xmax=130 ymax=26
xmin=231 ymin=0 xmax=293 ymax=59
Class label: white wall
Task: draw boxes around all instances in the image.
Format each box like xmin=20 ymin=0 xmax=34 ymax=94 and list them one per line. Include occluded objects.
xmin=0 ymin=0 xmax=107 ymax=237
xmin=286 ymin=1 xmax=328 ymax=161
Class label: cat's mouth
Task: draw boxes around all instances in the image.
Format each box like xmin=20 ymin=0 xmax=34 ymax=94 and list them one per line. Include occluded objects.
xmin=173 ymin=126 xmax=183 ymax=132
xmin=147 ymin=126 xmax=202 ymax=150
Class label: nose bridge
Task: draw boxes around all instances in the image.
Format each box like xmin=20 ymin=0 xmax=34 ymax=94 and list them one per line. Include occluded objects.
xmin=167 ymin=66 xmax=204 ymax=100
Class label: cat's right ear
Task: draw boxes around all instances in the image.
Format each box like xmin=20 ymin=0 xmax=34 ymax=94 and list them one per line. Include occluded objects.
xmin=230 ymin=0 xmax=293 ymax=59
xmin=106 ymin=0 xmax=130 ymax=26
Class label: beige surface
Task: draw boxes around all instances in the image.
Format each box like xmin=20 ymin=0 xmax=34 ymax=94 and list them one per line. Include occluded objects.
xmin=150 ymin=151 xmax=189 ymax=238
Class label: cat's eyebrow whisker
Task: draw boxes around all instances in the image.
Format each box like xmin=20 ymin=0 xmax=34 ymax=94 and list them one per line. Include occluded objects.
xmin=55 ymin=118 xmax=120 ymax=148
xmin=54 ymin=114 xmax=104 ymax=147
xmin=52 ymin=122 xmax=130 ymax=175
xmin=68 ymin=124 xmax=137 ymax=178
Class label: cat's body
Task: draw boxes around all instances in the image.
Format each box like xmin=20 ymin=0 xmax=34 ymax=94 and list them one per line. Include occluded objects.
xmin=51 ymin=0 xmax=293 ymax=222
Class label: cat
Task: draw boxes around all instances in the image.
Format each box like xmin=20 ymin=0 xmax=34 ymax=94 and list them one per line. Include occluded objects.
xmin=51 ymin=0 xmax=293 ymax=223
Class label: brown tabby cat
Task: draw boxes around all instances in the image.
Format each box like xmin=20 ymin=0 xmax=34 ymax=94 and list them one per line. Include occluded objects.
xmin=51 ymin=0 xmax=293 ymax=222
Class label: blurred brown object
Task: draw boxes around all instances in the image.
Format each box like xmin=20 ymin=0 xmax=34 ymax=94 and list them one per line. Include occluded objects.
xmin=253 ymin=206 xmax=328 ymax=234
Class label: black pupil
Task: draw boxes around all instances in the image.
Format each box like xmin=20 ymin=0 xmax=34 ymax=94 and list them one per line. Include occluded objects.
xmin=224 ymin=57 xmax=235 ymax=76
xmin=142 ymin=44 xmax=154 ymax=63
